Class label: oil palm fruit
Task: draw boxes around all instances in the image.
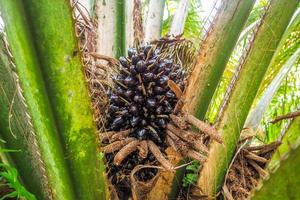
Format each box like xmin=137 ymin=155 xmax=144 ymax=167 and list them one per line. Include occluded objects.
xmin=106 ymin=44 xmax=185 ymax=144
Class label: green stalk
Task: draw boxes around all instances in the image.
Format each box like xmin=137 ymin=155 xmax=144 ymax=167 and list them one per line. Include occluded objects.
xmin=21 ymin=0 xmax=107 ymax=199
xmin=169 ymin=0 xmax=189 ymax=36
xmin=183 ymin=0 xmax=255 ymax=119
xmin=125 ymin=0 xmax=144 ymax=48
xmin=124 ymin=0 xmax=134 ymax=49
xmin=256 ymin=9 xmax=300 ymax=98
xmin=197 ymin=0 xmax=298 ymax=197
xmin=115 ymin=0 xmax=125 ymax=57
xmin=0 ymin=1 xmax=75 ymax=199
xmin=251 ymin=134 xmax=300 ymax=200
xmin=245 ymin=48 xmax=300 ymax=130
xmin=245 ymin=11 xmax=300 ymax=130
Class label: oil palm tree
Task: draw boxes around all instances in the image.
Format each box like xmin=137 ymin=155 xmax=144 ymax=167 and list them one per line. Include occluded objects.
xmin=0 ymin=0 xmax=299 ymax=199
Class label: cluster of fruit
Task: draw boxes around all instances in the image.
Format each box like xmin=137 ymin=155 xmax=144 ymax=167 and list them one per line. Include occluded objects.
xmin=106 ymin=45 xmax=185 ymax=144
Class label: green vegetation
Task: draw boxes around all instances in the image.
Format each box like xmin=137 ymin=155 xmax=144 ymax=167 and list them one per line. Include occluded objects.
xmin=0 ymin=163 xmax=36 ymax=200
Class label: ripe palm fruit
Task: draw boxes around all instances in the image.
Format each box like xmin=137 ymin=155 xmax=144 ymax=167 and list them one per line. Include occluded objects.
xmin=106 ymin=44 xmax=185 ymax=144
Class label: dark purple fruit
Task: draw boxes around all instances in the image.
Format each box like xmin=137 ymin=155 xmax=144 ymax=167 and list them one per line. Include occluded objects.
xmin=157 ymin=62 xmax=166 ymax=72
xmin=124 ymin=90 xmax=134 ymax=99
xmin=128 ymin=48 xmax=137 ymax=58
xmin=120 ymin=109 xmax=129 ymax=118
xmin=133 ymin=95 xmax=143 ymax=103
xmin=149 ymin=129 xmax=162 ymax=143
xmin=129 ymin=105 xmax=139 ymax=116
xmin=144 ymin=45 xmax=151 ymax=55
xmin=111 ymin=117 xmax=124 ymax=130
xmin=147 ymin=59 xmax=156 ymax=66
xmin=166 ymin=90 xmax=175 ymax=98
xmin=165 ymin=103 xmax=173 ymax=114
xmin=155 ymin=106 xmax=163 ymax=114
xmin=119 ymin=56 xmax=129 ymax=68
xmin=129 ymin=65 xmax=137 ymax=75
xmin=109 ymin=105 xmax=119 ymax=112
xmin=157 ymin=75 xmax=169 ymax=85
xmin=136 ymin=60 xmax=146 ymax=73
xmin=130 ymin=116 xmax=140 ymax=127
xmin=146 ymin=98 xmax=156 ymax=108
xmin=143 ymin=73 xmax=154 ymax=82
xmin=131 ymin=55 xmax=140 ymax=65
xmin=110 ymin=94 xmax=120 ymax=104
xmin=106 ymin=44 xmax=186 ymax=171
xmin=153 ymin=86 xmax=164 ymax=94
xmin=136 ymin=128 xmax=147 ymax=139
xmin=163 ymin=68 xmax=171 ymax=75
xmin=124 ymin=76 xmax=136 ymax=86
xmin=157 ymin=118 xmax=167 ymax=128
xmin=149 ymin=154 xmax=155 ymax=161
xmin=164 ymin=59 xmax=173 ymax=68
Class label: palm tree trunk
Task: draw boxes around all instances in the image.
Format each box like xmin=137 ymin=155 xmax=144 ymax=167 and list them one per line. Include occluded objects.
xmin=169 ymin=0 xmax=189 ymax=36
xmin=95 ymin=0 xmax=125 ymax=58
xmin=125 ymin=0 xmax=135 ymax=48
xmin=144 ymin=0 xmax=165 ymax=42
xmin=197 ymin=0 xmax=298 ymax=197
xmin=125 ymin=0 xmax=144 ymax=48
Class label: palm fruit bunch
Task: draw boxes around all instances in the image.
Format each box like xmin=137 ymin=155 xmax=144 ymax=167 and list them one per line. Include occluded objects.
xmin=104 ymin=44 xmax=186 ymax=198
xmin=106 ymin=44 xmax=185 ymax=144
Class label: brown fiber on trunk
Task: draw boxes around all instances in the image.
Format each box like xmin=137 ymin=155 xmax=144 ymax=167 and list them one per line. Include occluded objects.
xmin=220 ymin=141 xmax=280 ymax=200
